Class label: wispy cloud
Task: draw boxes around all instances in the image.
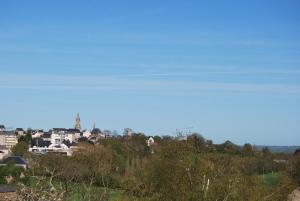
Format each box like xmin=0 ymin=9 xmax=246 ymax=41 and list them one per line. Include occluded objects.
xmin=1 ymin=73 xmax=300 ymax=94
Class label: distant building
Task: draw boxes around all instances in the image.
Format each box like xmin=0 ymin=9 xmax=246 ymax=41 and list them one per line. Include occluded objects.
xmin=147 ymin=137 xmax=155 ymax=147
xmin=48 ymin=143 xmax=74 ymax=156
xmin=103 ymin=130 xmax=113 ymax=138
xmin=0 ymin=125 xmax=5 ymax=132
xmin=83 ymin=130 xmax=92 ymax=138
xmin=123 ymin=128 xmax=133 ymax=137
xmin=51 ymin=128 xmax=68 ymax=145
xmin=31 ymin=138 xmax=51 ymax=150
xmin=15 ymin=128 xmax=25 ymax=136
xmin=30 ymin=129 xmax=78 ymax=156
xmin=0 ymin=131 xmax=18 ymax=149
xmin=32 ymin=129 xmax=44 ymax=138
xmin=51 ymin=128 xmax=81 ymax=145
xmin=67 ymin=129 xmax=81 ymax=142
xmin=0 ymin=156 xmax=28 ymax=169
xmin=91 ymin=128 xmax=101 ymax=135
xmin=41 ymin=132 xmax=51 ymax=142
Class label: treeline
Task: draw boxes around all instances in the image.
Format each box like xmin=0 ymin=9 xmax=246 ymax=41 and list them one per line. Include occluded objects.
xmin=2 ymin=133 xmax=300 ymax=201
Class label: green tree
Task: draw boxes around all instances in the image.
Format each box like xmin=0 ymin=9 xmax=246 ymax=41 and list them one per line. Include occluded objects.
xmin=18 ymin=132 xmax=32 ymax=143
xmin=11 ymin=141 xmax=29 ymax=156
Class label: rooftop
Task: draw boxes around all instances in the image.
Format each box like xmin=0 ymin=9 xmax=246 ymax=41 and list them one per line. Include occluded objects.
xmin=1 ymin=156 xmax=28 ymax=165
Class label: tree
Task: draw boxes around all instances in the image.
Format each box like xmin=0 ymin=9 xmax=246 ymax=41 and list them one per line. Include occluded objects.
xmin=153 ymin=136 xmax=162 ymax=143
xmin=220 ymin=140 xmax=240 ymax=154
xmin=11 ymin=141 xmax=28 ymax=156
xmin=242 ymin=143 xmax=254 ymax=156
xmin=294 ymin=149 xmax=300 ymax=156
xmin=18 ymin=132 xmax=32 ymax=144
xmin=187 ymin=133 xmax=206 ymax=152
xmin=262 ymin=147 xmax=271 ymax=157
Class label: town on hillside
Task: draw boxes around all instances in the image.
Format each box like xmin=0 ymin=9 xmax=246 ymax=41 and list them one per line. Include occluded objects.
xmin=0 ymin=113 xmax=155 ymax=160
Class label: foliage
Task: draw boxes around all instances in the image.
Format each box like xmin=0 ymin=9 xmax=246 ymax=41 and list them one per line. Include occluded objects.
xmin=11 ymin=141 xmax=29 ymax=156
xmin=11 ymin=134 xmax=300 ymax=201
xmin=18 ymin=133 xmax=32 ymax=144
xmin=0 ymin=165 xmax=25 ymax=184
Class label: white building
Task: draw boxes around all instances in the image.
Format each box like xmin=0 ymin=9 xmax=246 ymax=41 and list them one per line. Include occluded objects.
xmin=83 ymin=130 xmax=91 ymax=138
xmin=51 ymin=128 xmax=67 ymax=145
xmin=32 ymin=129 xmax=44 ymax=138
xmin=67 ymin=129 xmax=81 ymax=142
xmin=0 ymin=131 xmax=18 ymax=149
xmin=15 ymin=128 xmax=25 ymax=136
xmin=123 ymin=128 xmax=133 ymax=137
xmin=28 ymin=128 xmax=79 ymax=157
xmin=50 ymin=128 xmax=81 ymax=145
xmin=147 ymin=137 xmax=155 ymax=147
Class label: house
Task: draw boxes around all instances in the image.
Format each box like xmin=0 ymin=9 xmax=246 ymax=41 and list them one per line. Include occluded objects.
xmin=88 ymin=134 xmax=101 ymax=144
xmin=0 ymin=156 xmax=28 ymax=169
xmin=31 ymin=138 xmax=51 ymax=148
xmin=50 ymin=128 xmax=80 ymax=145
xmin=147 ymin=137 xmax=155 ymax=147
xmin=123 ymin=128 xmax=133 ymax=137
xmin=15 ymin=128 xmax=25 ymax=136
xmin=29 ymin=138 xmax=76 ymax=156
xmin=0 ymin=125 xmax=5 ymax=132
xmin=41 ymin=132 xmax=51 ymax=142
xmin=32 ymin=129 xmax=44 ymax=138
xmin=0 ymin=145 xmax=9 ymax=160
xmin=103 ymin=130 xmax=113 ymax=138
xmin=83 ymin=130 xmax=92 ymax=138
xmin=29 ymin=142 xmax=50 ymax=154
xmin=0 ymin=131 xmax=18 ymax=149
xmin=83 ymin=128 xmax=106 ymax=142
xmin=67 ymin=129 xmax=81 ymax=142
xmin=29 ymin=128 xmax=78 ymax=156
xmin=51 ymin=128 xmax=68 ymax=145
xmin=91 ymin=128 xmax=101 ymax=135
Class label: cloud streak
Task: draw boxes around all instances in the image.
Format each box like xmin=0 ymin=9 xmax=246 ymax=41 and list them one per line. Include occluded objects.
xmin=1 ymin=73 xmax=300 ymax=94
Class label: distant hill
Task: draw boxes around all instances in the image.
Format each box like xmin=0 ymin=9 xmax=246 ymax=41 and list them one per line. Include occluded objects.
xmin=255 ymin=146 xmax=300 ymax=154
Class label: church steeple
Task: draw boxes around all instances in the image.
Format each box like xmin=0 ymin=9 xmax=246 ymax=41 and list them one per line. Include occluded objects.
xmin=75 ymin=113 xmax=81 ymax=130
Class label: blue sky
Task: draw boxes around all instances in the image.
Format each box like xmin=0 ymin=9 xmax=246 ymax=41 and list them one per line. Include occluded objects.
xmin=0 ymin=0 xmax=300 ymax=145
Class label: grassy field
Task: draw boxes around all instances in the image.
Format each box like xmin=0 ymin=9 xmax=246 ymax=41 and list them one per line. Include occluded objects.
xmin=66 ymin=186 xmax=123 ymax=201
xmin=109 ymin=189 xmax=123 ymax=201
xmin=262 ymin=172 xmax=279 ymax=188
xmin=24 ymin=176 xmax=123 ymax=201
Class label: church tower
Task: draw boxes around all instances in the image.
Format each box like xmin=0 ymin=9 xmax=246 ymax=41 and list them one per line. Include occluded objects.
xmin=75 ymin=113 xmax=81 ymax=130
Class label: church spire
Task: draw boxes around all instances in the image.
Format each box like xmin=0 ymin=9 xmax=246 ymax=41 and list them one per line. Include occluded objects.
xmin=75 ymin=113 xmax=81 ymax=130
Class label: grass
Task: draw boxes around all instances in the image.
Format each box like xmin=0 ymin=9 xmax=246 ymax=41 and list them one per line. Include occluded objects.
xmin=24 ymin=176 xmax=124 ymax=201
xmin=262 ymin=172 xmax=279 ymax=188
xmin=64 ymin=184 xmax=124 ymax=201
xmin=109 ymin=189 xmax=123 ymax=201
